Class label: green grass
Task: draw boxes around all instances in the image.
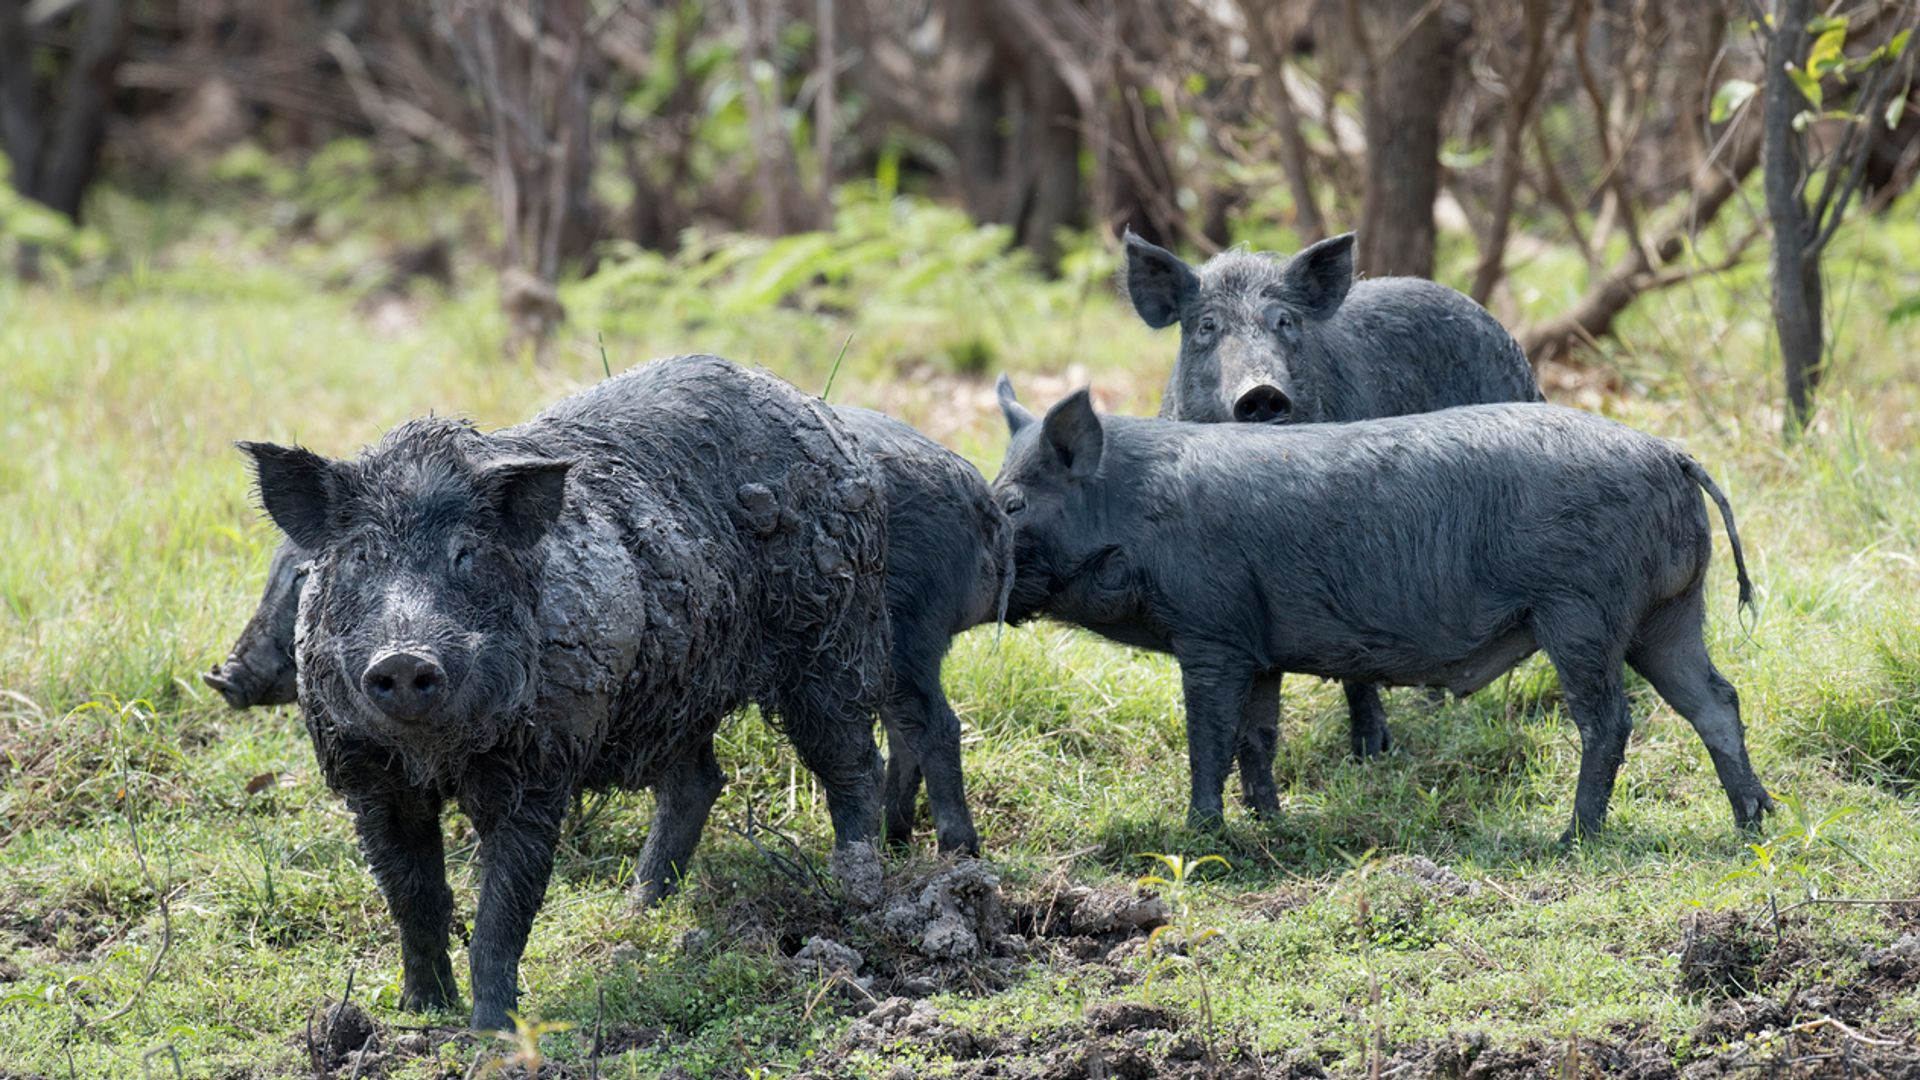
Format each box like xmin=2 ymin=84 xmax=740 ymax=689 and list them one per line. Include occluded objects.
xmin=3 ymin=181 xmax=1920 ymax=1078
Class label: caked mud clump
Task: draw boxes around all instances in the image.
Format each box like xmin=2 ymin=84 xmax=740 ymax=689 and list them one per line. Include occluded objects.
xmin=732 ymin=858 xmax=1172 ymax=1001
xmin=302 ymin=999 xmax=380 ymax=1077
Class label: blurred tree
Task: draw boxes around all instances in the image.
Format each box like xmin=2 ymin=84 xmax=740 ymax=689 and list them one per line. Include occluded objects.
xmin=1762 ymin=0 xmax=1916 ymax=433
xmin=0 ymin=0 xmax=126 ymax=275
xmin=1349 ymin=0 xmax=1473 ymax=279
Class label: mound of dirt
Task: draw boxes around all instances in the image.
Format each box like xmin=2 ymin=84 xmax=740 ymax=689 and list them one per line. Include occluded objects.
xmin=306 ymin=999 xmax=379 ymax=1076
xmin=1676 ymin=911 xmax=1767 ymax=997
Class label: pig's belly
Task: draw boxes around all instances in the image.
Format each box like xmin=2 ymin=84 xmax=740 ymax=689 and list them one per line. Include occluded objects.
xmin=1283 ymin=622 xmax=1539 ymax=697
xmin=1392 ymin=625 xmax=1539 ymax=696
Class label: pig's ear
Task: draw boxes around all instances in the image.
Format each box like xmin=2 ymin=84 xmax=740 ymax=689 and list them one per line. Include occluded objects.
xmin=483 ymin=458 xmax=573 ymax=546
xmin=1281 ymin=232 xmax=1354 ymax=320
xmin=997 ymin=374 xmax=1035 ymax=434
xmin=240 ymin=441 xmax=345 ymax=551
xmin=1041 ymin=388 xmax=1104 ymax=480
xmin=1123 ymin=229 xmax=1199 ymax=329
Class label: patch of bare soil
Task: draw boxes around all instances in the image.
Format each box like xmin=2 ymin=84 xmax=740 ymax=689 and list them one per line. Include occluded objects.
xmin=1379 ymin=1033 xmax=1681 ymax=1079
xmin=802 ymin=994 xmax=1329 ymax=1080
xmin=2 ymin=896 xmax=123 ymax=963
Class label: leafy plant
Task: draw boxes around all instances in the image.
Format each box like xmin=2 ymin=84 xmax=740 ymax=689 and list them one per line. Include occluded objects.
xmin=1135 ymin=853 xmax=1229 ymax=1052
xmin=1719 ymin=793 xmax=1869 ymax=941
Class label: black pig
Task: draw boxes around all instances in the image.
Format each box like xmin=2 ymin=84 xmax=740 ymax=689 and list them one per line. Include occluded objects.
xmin=1123 ymin=230 xmax=1544 ymax=803
xmin=210 ymin=406 xmax=1008 ymax=858
xmin=203 ymin=540 xmax=308 ymax=709
xmin=240 ymin=355 xmax=890 ymax=1029
xmin=994 ymin=378 xmax=1770 ymax=840
xmin=839 ymin=407 xmax=1011 ymax=856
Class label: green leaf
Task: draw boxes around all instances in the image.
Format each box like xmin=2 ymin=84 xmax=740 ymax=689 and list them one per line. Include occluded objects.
xmin=1711 ymin=78 xmax=1758 ymax=122
xmin=1806 ymin=13 xmax=1850 ymax=33
xmin=1807 ymin=26 xmax=1847 ymax=79
xmin=1889 ymin=27 xmax=1912 ymax=60
xmin=1787 ymin=63 xmax=1823 ymax=109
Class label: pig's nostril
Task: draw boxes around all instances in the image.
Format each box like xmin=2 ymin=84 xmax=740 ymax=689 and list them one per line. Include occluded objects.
xmin=1233 ymin=385 xmax=1293 ymax=423
xmin=360 ymin=651 xmax=446 ymax=721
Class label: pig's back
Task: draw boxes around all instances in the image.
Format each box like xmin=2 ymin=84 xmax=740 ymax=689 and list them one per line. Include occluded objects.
xmin=504 ymin=355 xmax=891 ymax=787
xmin=1134 ymin=404 xmax=1714 ymax=650
xmin=1328 ymin=278 xmax=1542 ymax=418
xmin=838 ymin=406 xmax=1009 ymax=639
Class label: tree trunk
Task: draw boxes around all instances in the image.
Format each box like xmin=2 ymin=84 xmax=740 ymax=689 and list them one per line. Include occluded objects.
xmin=1468 ymin=0 xmax=1553 ymax=303
xmin=1763 ymin=0 xmax=1823 ymax=434
xmin=1354 ymin=0 xmax=1471 ymax=279
xmin=0 ymin=0 xmax=125 ymax=221
xmin=1237 ymin=0 xmax=1324 ymax=243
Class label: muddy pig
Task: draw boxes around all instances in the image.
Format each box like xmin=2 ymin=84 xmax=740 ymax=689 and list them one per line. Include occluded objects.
xmin=210 ymin=406 xmax=1010 ymax=858
xmin=1124 ymin=230 xmax=1544 ymax=804
xmin=994 ymin=378 xmax=1770 ymax=840
xmin=237 ymin=355 xmax=890 ymax=1030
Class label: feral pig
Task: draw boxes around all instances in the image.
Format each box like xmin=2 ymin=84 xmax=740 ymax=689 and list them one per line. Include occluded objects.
xmin=993 ymin=378 xmax=1771 ymax=840
xmin=1123 ymin=231 xmax=1540 ymax=426
xmin=239 ymin=355 xmax=891 ymax=1030
xmin=203 ymin=539 xmax=308 ymax=709
xmin=209 ymin=406 xmax=1010 ymax=858
xmin=838 ymin=407 xmax=1011 ymax=857
xmin=1124 ymin=230 xmax=1543 ymax=782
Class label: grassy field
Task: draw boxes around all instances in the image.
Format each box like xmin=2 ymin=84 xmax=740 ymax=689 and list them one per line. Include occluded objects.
xmin=3 ymin=181 xmax=1920 ymax=1078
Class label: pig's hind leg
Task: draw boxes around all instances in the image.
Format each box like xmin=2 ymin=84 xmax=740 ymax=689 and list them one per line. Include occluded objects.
xmin=782 ymin=701 xmax=885 ymax=849
xmin=632 ymin=736 xmax=728 ymax=908
xmin=881 ymin=665 xmax=981 ymax=855
xmin=1536 ymin=614 xmax=1634 ymax=843
xmin=1626 ymin=589 xmax=1772 ymax=831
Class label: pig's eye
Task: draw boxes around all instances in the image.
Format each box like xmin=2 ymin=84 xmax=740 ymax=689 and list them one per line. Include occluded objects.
xmin=1194 ymin=315 xmax=1219 ymax=339
xmin=452 ymin=545 xmax=476 ymax=571
xmin=1001 ymin=490 xmax=1027 ymax=515
xmin=1265 ymin=305 xmax=1293 ymax=333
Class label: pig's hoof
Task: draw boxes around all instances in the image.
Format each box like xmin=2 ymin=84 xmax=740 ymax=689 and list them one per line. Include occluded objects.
xmin=934 ymin=827 xmax=981 ymax=859
xmin=1557 ymin=819 xmax=1605 ymax=847
xmin=831 ymin=840 xmax=885 ymax=909
xmin=629 ymin=877 xmax=675 ymax=910
xmin=1733 ymin=789 xmax=1775 ymax=831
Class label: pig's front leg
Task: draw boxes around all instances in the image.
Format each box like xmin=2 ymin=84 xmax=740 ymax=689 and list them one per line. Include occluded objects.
xmin=1344 ymin=681 xmax=1392 ymax=759
xmin=461 ymin=784 xmax=570 ymax=1031
xmin=1178 ymin=648 xmax=1255 ymax=829
xmin=349 ymin=786 xmax=457 ymax=1013
xmin=1236 ymin=673 xmax=1282 ymax=818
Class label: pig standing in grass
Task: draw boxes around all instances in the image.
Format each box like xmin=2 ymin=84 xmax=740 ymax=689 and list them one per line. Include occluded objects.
xmin=211 ymin=405 xmax=1009 ymax=858
xmin=839 ymin=407 xmax=1010 ymax=856
xmin=1123 ymin=230 xmax=1542 ymax=809
xmin=993 ymin=378 xmax=1770 ymax=839
xmin=237 ymin=355 xmax=891 ymax=1030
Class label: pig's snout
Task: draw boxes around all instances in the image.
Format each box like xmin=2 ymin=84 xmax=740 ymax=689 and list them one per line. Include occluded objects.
xmin=361 ymin=650 xmax=448 ymax=722
xmin=1232 ymin=384 xmax=1293 ymax=423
